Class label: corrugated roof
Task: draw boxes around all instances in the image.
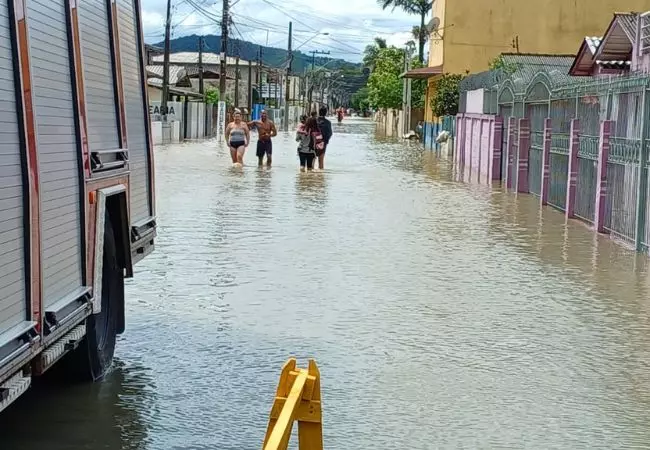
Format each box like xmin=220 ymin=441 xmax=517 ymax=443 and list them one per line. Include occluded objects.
xmin=151 ymin=52 xmax=257 ymax=66
xmin=461 ymin=54 xmax=576 ymax=93
xmin=146 ymin=65 xmax=187 ymax=84
xmin=614 ymin=12 xmax=637 ymax=41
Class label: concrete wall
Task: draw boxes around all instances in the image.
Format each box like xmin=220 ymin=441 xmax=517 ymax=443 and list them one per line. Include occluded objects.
xmin=465 ymin=89 xmax=484 ymax=114
xmin=436 ymin=0 xmax=650 ymax=75
xmin=148 ymin=85 xmax=162 ymax=103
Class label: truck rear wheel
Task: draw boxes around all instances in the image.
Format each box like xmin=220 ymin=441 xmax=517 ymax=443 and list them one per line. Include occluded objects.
xmin=65 ymin=214 xmax=122 ymax=381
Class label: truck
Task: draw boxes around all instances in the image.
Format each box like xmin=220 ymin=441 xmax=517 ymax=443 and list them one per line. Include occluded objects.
xmin=0 ymin=0 xmax=155 ymax=412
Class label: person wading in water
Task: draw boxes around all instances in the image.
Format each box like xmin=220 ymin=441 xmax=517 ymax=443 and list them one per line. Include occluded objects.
xmin=296 ymin=115 xmax=316 ymax=172
xmin=224 ymin=109 xmax=250 ymax=166
xmin=248 ymin=110 xmax=277 ymax=167
xmin=316 ymin=106 xmax=333 ymax=170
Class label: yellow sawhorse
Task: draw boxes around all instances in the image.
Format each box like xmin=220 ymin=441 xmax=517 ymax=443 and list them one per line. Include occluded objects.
xmin=263 ymin=358 xmax=323 ymax=450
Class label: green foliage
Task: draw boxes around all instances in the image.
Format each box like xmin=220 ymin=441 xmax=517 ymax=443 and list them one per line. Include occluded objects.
xmin=488 ymin=55 xmax=520 ymax=75
xmin=362 ymin=37 xmax=388 ymax=69
xmin=350 ymin=87 xmax=370 ymax=111
xmin=409 ymin=59 xmax=426 ymax=109
xmin=367 ymin=47 xmax=405 ymax=109
xmin=378 ymin=0 xmax=432 ymax=63
xmin=430 ymin=73 xmax=464 ymax=117
xmin=205 ymin=88 xmax=219 ymax=105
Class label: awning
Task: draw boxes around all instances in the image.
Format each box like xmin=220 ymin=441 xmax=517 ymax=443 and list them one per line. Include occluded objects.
xmin=400 ymin=65 xmax=443 ymax=79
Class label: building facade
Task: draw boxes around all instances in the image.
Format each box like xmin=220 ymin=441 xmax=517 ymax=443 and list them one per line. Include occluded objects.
xmin=424 ymin=0 xmax=650 ymax=121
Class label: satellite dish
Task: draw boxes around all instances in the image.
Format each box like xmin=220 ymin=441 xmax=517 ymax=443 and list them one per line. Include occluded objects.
xmin=426 ymin=17 xmax=440 ymax=34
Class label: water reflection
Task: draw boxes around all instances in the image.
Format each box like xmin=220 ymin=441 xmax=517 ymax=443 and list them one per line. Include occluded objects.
xmin=0 ymin=359 xmax=155 ymax=450
xmin=4 ymin=119 xmax=650 ymax=448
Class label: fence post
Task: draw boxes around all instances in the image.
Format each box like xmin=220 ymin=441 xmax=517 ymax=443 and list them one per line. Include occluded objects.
xmin=565 ymin=119 xmax=580 ymax=219
xmin=635 ymin=89 xmax=649 ymax=252
xmin=506 ymin=117 xmax=516 ymax=189
xmin=492 ymin=116 xmax=503 ymax=180
xmin=517 ymin=118 xmax=530 ymax=193
xmin=595 ymin=120 xmax=612 ymax=233
xmin=541 ymin=118 xmax=552 ymax=205
xmin=455 ymin=114 xmax=463 ymax=162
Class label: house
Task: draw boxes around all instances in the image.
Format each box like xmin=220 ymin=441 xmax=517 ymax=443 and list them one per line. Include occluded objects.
xmin=149 ymin=52 xmax=261 ymax=107
xmin=417 ymin=0 xmax=650 ymax=122
xmin=569 ymin=12 xmax=650 ymax=76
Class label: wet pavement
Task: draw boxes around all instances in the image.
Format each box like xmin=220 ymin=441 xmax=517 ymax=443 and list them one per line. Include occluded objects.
xmin=2 ymin=118 xmax=650 ymax=449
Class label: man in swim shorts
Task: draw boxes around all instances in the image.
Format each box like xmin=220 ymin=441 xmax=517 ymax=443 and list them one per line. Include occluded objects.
xmin=248 ymin=110 xmax=277 ymax=167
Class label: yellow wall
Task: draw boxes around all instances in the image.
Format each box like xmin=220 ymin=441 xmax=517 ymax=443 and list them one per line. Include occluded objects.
xmin=427 ymin=0 xmax=446 ymax=68
xmin=438 ymin=0 xmax=650 ymax=74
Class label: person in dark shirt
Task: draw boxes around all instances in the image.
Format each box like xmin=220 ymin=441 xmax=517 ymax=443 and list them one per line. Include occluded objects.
xmin=315 ymin=106 xmax=333 ymax=170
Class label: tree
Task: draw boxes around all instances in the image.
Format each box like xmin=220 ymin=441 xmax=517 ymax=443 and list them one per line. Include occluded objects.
xmin=363 ymin=37 xmax=388 ymax=70
xmin=409 ymin=59 xmax=426 ymax=109
xmin=430 ymin=73 xmax=464 ymax=117
xmin=378 ymin=0 xmax=431 ymax=64
xmin=205 ymin=88 xmax=219 ymax=105
xmin=367 ymin=46 xmax=405 ymax=109
xmin=350 ymin=86 xmax=370 ymax=111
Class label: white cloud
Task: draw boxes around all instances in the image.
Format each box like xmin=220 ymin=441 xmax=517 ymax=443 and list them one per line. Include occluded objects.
xmin=141 ymin=0 xmax=421 ymax=62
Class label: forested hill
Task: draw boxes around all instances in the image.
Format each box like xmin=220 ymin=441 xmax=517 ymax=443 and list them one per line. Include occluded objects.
xmin=154 ymin=34 xmax=361 ymax=73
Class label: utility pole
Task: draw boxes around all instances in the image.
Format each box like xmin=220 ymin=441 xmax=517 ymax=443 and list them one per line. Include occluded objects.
xmin=219 ymin=0 xmax=229 ymax=100
xmin=306 ymin=50 xmax=329 ymax=112
xmin=283 ymin=21 xmax=292 ymax=131
xmin=247 ymin=59 xmax=253 ymax=114
xmin=161 ymin=0 xmax=172 ymax=119
xmin=198 ymin=36 xmax=204 ymax=94
xmin=234 ymin=55 xmax=240 ymax=108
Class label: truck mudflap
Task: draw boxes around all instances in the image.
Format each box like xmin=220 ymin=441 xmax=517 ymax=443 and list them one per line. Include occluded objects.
xmin=131 ymin=216 xmax=156 ymax=265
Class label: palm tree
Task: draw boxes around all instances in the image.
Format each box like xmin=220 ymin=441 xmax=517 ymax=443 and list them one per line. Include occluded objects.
xmin=379 ymin=0 xmax=431 ymax=63
xmin=362 ymin=37 xmax=388 ymax=70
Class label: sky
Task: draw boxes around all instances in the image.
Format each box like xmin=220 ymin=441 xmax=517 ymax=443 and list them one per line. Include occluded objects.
xmin=141 ymin=0 xmax=422 ymax=63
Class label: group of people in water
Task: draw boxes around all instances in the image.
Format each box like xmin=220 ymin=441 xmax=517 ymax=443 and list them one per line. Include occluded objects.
xmin=224 ymin=106 xmax=336 ymax=171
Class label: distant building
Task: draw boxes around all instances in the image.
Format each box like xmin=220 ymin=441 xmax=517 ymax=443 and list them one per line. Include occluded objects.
xmin=149 ymin=52 xmax=261 ymax=107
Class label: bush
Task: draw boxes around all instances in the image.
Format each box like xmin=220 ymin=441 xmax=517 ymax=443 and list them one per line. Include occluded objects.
xmin=430 ymin=74 xmax=464 ymax=117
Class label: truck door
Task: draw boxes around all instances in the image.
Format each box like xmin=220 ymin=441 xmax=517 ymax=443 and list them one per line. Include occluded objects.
xmin=27 ymin=0 xmax=85 ymax=313
xmin=0 ymin=0 xmax=28 ymax=338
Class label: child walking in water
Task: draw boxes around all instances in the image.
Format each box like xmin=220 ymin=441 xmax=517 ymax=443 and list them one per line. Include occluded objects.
xmin=296 ymin=115 xmax=314 ymax=171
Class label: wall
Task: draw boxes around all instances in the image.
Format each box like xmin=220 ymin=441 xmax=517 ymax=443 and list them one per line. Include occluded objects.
xmin=438 ymin=0 xmax=650 ymax=74
xmin=148 ymin=85 xmax=162 ymax=103
xmin=428 ymin=0 xmax=446 ymax=68
xmin=465 ymin=88 xmax=484 ymax=114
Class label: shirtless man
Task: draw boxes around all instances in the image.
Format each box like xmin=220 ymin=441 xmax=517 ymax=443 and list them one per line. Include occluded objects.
xmin=248 ymin=110 xmax=277 ymax=167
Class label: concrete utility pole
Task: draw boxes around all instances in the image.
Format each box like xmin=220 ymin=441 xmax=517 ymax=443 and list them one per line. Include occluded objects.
xmin=198 ymin=36 xmax=204 ymax=94
xmin=247 ymin=59 xmax=253 ymax=114
xmin=283 ymin=22 xmax=292 ymax=131
xmin=234 ymin=55 xmax=240 ymax=108
xmin=219 ymin=0 xmax=229 ymax=100
xmin=306 ymin=50 xmax=329 ymax=112
xmin=161 ymin=0 xmax=172 ymax=119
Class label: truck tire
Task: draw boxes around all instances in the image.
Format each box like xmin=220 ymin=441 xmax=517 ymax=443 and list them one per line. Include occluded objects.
xmin=64 ymin=214 xmax=123 ymax=381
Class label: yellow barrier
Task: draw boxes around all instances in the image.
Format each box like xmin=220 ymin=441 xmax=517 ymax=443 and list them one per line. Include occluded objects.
xmin=263 ymin=358 xmax=323 ymax=450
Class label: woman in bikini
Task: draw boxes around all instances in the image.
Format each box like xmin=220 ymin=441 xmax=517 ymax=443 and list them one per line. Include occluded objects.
xmin=224 ymin=109 xmax=250 ymax=165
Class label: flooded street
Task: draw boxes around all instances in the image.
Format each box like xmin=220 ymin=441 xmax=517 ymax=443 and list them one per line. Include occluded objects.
xmin=3 ymin=118 xmax=650 ymax=449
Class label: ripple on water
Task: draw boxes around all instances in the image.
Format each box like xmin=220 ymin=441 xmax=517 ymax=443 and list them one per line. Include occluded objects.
xmin=2 ymin=119 xmax=650 ymax=449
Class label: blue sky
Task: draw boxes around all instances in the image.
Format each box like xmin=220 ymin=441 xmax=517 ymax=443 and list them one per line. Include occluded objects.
xmin=140 ymin=0 xmax=420 ymax=62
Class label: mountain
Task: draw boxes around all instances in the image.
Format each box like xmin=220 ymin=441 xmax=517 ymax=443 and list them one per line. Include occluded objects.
xmin=154 ymin=34 xmax=362 ymax=74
